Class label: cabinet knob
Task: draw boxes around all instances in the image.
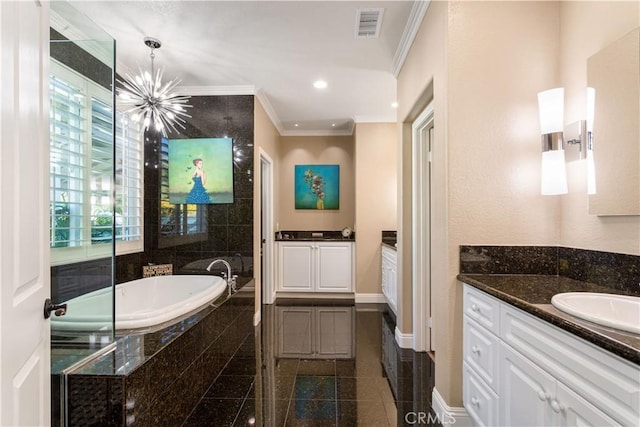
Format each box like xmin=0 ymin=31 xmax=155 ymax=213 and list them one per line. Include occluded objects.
xmin=471 ymin=345 xmax=480 ymax=355
xmin=550 ymin=399 xmax=565 ymax=413
xmin=471 ymin=397 xmax=480 ymax=407
xmin=537 ymin=390 xmax=548 ymax=402
xmin=471 ymin=304 xmax=480 ymax=312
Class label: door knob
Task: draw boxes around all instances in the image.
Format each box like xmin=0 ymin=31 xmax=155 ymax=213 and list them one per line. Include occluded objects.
xmin=44 ymin=298 xmax=67 ymax=319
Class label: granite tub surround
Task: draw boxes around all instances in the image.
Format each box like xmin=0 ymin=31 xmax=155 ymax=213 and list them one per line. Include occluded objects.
xmin=458 ymin=274 xmax=640 ymax=364
xmin=65 ymin=284 xmax=255 ymax=426
xmin=275 ymin=230 xmax=355 ymax=241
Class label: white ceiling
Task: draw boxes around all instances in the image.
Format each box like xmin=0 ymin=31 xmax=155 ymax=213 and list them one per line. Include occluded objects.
xmin=68 ymin=0 xmax=423 ymax=136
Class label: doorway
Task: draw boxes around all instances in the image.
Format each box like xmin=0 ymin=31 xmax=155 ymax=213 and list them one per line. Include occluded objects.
xmin=260 ymin=149 xmax=275 ymax=305
xmin=412 ymin=102 xmax=434 ymax=352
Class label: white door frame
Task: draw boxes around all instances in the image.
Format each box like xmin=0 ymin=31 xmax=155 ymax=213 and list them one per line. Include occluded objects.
xmin=412 ymin=102 xmax=434 ymax=352
xmin=260 ymin=148 xmax=275 ymax=305
xmin=0 ymin=1 xmax=51 ymax=425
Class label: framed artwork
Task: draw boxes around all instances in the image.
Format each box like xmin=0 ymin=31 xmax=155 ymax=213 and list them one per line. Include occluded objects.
xmin=167 ymin=137 xmax=234 ymax=204
xmin=294 ymin=164 xmax=340 ymax=210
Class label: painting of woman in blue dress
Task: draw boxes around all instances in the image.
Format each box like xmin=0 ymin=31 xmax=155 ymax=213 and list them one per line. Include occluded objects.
xmin=186 ymin=159 xmax=211 ymax=203
xmin=167 ymin=137 xmax=234 ymax=204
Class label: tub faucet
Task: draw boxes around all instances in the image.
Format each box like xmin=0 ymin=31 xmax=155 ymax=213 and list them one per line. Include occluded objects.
xmin=206 ymin=259 xmax=237 ymax=296
xmin=233 ymin=252 xmax=244 ymax=275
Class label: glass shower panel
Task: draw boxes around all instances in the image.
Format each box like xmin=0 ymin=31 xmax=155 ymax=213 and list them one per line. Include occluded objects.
xmin=49 ymin=2 xmax=115 ymax=425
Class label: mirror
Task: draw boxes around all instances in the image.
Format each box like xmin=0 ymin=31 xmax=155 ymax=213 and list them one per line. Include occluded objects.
xmin=587 ymin=27 xmax=640 ymax=215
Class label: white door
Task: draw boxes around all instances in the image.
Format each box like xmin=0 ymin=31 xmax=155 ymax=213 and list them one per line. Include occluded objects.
xmin=412 ymin=102 xmax=434 ymax=351
xmin=0 ymin=1 xmax=51 ymax=426
xmin=260 ymin=150 xmax=275 ymax=305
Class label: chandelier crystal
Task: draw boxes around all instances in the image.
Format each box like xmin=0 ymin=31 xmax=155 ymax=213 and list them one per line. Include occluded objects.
xmin=117 ymin=37 xmax=192 ymax=137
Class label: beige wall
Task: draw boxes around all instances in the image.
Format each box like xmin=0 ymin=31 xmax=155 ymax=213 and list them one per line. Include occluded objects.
xmin=354 ymin=123 xmax=397 ymax=295
xmin=398 ymin=0 xmax=562 ymax=407
xmin=253 ymin=98 xmax=280 ymax=311
xmin=559 ymin=1 xmax=640 ymax=255
xmin=278 ymin=135 xmax=355 ymax=230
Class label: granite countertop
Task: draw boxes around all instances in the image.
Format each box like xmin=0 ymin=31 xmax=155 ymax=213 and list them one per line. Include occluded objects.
xmin=275 ymin=230 xmax=355 ymax=241
xmin=381 ymin=241 xmax=397 ymax=250
xmin=458 ymin=274 xmax=640 ymax=365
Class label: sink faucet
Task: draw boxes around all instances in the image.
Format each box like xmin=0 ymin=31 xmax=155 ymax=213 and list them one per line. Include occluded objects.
xmin=206 ymin=259 xmax=237 ymax=296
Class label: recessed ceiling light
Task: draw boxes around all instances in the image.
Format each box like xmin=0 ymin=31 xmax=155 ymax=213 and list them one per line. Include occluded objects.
xmin=313 ymin=80 xmax=328 ymax=89
xmin=294 ymin=123 xmax=299 ymax=127
xmin=331 ymin=123 xmax=336 ymax=127
xmin=391 ymin=101 xmax=399 ymax=108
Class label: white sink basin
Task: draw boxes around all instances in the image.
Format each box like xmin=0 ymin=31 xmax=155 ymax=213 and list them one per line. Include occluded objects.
xmin=551 ymin=292 xmax=640 ymax=334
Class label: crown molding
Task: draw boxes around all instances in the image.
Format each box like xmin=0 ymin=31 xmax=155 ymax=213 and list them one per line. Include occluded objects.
xmin=280 ymin=128 xmax=354 ymax=137
xmin=353 ymin=114 xmax=397 ymax=124
xmin=255 ymin=89 xmax=285 ymax=135
xmin=391 ymin=0 xmax=431 ymax=78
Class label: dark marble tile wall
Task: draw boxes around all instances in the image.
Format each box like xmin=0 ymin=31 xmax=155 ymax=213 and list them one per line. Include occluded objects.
xmin=559 ymin=247 xmax=640 ymax=294
xmin=66 ymin=295 xmax=254 ymax=426
xmin=116 ymin=95 xmax=255 ymax=284
xmin=460 ymin=245 xmax=640 ymax=294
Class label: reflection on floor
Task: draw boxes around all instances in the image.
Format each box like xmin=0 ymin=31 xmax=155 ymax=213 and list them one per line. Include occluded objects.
xmin=184 ymin=301 xmax=437 ymax=427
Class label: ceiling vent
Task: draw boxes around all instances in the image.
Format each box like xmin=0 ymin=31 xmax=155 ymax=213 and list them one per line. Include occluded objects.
xmin=355 ymin=8 xmax=384 ymax=39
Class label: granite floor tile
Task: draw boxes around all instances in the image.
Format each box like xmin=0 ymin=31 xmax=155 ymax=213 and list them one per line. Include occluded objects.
xmin=186 ymin=302 xmax=435 ymax=427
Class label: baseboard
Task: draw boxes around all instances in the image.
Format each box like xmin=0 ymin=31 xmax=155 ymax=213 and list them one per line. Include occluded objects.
xmin=432 ymin=387 xmax=472 ymax=427
xmin=253 ymin=309 xmax=261 ymax=326
xmin=354 ymin=293 xmax=386 ymax=303
xmin=394 ymin=326 xmax=413 ymax=349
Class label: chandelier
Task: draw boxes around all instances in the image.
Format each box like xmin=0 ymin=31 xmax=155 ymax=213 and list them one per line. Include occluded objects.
xmin=117 ymin=37 xmax=192 ymax=137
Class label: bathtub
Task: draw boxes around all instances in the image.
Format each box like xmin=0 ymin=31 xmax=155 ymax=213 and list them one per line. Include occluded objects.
xmin=50 ymin=275 xmax=227 ymax=332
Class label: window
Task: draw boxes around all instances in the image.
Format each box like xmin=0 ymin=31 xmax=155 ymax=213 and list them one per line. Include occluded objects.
xmin=50 ymin=61 xmax=143 ymax=265
xmin=158 ymin=137 xmax=207 ymax=248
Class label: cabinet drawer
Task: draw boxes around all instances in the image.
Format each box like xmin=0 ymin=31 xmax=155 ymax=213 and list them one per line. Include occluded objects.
xmin=501 ymin=304 xmax=640 ymax=426
xmin=463 ymin=284 xmax=500 ymax=335
xmin=463 ymin=316 xmax=499 ymax=393
xmin=463 ymin=362 xmax=499 ymax=427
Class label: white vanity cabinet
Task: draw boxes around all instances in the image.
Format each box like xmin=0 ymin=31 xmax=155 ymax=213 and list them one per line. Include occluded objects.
xmin=463 ymin=284 xmax=639 ymax=427
xmin=277 ymin=241 xmax=354 ymax=293
xmin=276 ymin=306 xmax=355 ymax=359
xmin=381 ymin=245 xmax=398 ymax=313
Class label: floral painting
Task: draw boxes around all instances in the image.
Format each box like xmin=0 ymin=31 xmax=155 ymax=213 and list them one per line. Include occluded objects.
xmin=167 ymin=137 xmax=234 ymax=204
xmin=294 ymin=164 xmax=340 ymax=210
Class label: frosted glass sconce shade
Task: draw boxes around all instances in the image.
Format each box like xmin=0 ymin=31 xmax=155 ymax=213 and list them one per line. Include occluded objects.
xmin=586 ymin=87 xmax=596 ymax=195
xmin=538 ymin=88 xmax=564 ymax=134
xmin=541 ymin=150 xmax=568 ymax=195
xmin=538 ymin=87 xmax=567 ymax=195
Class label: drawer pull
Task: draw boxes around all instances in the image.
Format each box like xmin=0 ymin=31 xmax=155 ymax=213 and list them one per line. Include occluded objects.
xmin=550 ymin=399 xmax=565 ymax=413
xmin=471 ymin=304 xmax=480 ymax=312
xmin=537 ymin=390 xmax=548 ymax=402
xmin=471 ymin=345 xmax=481 ymax=355
xmin=471 ymin=397 xmax=480 ymax=407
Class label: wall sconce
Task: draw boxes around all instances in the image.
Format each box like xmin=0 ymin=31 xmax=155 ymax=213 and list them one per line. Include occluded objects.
xmin=537 ymin=87 xmax=596 ymax=195
xmin=538 ymin=88 xmax=568 ymax=195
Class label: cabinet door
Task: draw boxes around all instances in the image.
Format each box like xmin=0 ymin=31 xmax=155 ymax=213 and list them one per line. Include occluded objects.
xmin=279 ymin=243 xmax=313 ymax=291
xmin=316 ymin=243 xmax=352 ymax=292
xmin=316 ymin=307 xmax=354 ymax=358
xmin=277 ymin=307 xmax=313 ymax=358
xmin=500 ymin=342 xmax=555 ymax=427
xmin=555 ymin=382 xmax=618 ymax=427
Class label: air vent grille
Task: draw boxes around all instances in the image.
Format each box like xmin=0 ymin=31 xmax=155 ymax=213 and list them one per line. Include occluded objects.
xmin=355 ymin=8 xmax=384 ymax=39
